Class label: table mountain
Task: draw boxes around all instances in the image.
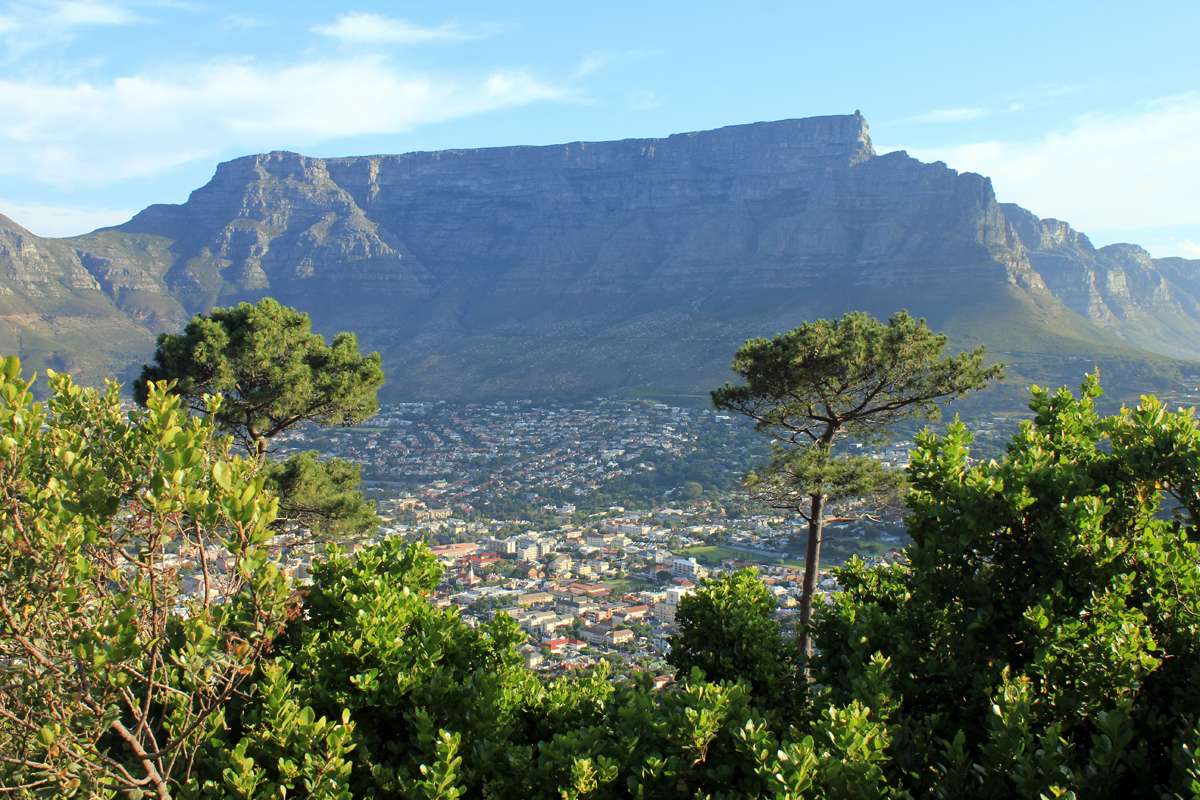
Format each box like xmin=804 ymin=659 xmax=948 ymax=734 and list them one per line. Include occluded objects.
xmin=2 ymin=113 xmax=1196 ymax=401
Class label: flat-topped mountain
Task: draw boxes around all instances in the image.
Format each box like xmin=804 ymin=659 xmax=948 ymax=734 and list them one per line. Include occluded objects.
xmin=1 ymin=113 xmax=1196 ymax=401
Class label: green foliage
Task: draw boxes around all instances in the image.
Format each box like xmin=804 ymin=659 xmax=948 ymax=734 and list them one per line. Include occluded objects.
xmin=259 ymin=451 xmax=377 ymax=540
xmin=0 ymin=357 xmax=342 ymax=797
xmin=813 ymin=374 xmax=1200 ymax=797
xmin=263 ymin=536 xmax=527 ymax=796
xmin=211 ymin=533 xmax=916 ymax=799
xmin=134 ymin=297 xmax=385 ymax=541
xmin=668 ymin=568 xmax=801 ymax=713
xmin=711 ymin=309 xmax=1003 ymax=446
xmin=134 ymin=298 xmax=384 ymax=460
xmin=179 ymin=661 xmax=356 ymax=800
xmin=714 ymin=310 xmax=1001 ymax=654
xmin=746 ymin=445 xmax=906 ymax=519
xmin=13 ymin=340 xmax=1200 ymax=798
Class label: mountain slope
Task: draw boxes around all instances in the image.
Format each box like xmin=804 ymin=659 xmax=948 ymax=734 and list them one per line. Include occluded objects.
xmin=1 ymin=113 xmax=1196 ymax=403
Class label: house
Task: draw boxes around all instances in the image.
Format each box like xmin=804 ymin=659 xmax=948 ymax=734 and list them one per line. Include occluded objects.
xmin=604 ymin=628 xmax=634 ymax=647
xmin=415 ymin=507 xmax=454 ymax=523
xmin=579 ymin=625 xmax=609 ymax=645
xmin=555 ymin=597 xmax=598 ymax=616
xmin=512 ymin=561 xmax=544 ymax=579
xmin=542 ymin=637 xmax=585 ymax=653
xmin=568 ymin=583 xmax=611 ymax=598
xmin=614 ymin=604 xmax=650 ymax=624
xmin=463 ymin=554 xmax=504 ymax=568
xmin=581 ymin=608 xmax=612 ymax=623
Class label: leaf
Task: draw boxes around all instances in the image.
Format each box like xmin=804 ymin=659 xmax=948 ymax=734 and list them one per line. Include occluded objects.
xmin=213 ymin=459 xmax=232 ymax=490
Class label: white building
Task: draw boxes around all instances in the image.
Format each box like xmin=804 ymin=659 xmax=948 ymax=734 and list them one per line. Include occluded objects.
xmin=652 ymin=586 xmax=695 ymax=624
xmin=670 ymin=557 xmax=705 ymax=581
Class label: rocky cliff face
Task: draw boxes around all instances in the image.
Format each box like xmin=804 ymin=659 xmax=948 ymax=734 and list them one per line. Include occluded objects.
xmin=124 ymin=113 xmax=1039 ymax=305
xmin=999 ymin=203 xmax=1200 ymax=357
xmin=1 ymin=113 xmax=1197 ymax=399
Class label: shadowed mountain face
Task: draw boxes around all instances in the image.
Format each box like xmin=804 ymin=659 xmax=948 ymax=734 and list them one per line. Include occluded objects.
xmin=1 ymin=113 xmax=1197 ymax=401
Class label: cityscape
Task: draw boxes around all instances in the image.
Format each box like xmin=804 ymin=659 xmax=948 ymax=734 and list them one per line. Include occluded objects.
xmin=248 ymin=398 xmax=954 ymax=679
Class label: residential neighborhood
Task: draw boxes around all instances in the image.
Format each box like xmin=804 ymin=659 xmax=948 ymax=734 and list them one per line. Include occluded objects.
xmin=167 ymin=399 xmax=925 ymax=678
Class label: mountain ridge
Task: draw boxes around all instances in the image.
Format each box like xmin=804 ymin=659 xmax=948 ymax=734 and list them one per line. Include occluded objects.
xmin=1 ymin=113 xmax=1197 ymax=402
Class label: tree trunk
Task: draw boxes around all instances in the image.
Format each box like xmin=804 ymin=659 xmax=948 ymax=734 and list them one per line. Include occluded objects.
xmin=798 ymin=491 xmax=823 ymax=658
xmin=248 ymin=426 xmax=267 ymax=465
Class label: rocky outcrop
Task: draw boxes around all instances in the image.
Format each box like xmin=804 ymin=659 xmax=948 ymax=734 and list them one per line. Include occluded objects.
xmin=1000 ymin=203 xmax=1200 ymax=357
xmin=0 ymin=215 xmax=170 ymax=387
xmin=0 ymin=113 xmax=1197 ymax=399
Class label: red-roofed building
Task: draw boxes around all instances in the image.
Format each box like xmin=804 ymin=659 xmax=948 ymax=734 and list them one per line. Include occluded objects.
xmin=463 ymin=554 xmax=504 ymax=567
xmin=568 ymin=583 xmax=611 ymax=597
xmin=616 ymin=604 xmax=650 ymax=621
xmin=430 ymin=542 xmax=479 ymax=562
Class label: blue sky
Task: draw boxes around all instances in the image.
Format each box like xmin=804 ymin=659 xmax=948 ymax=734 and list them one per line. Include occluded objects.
xmin=1 ymin=0 xmax=1197 ymax=258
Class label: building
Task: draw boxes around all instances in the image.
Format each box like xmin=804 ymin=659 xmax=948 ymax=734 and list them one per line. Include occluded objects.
xmin=614 ymin=604 xmax=650 ymax=624
xmin=517 ymin=591 xmax=555 ymax=606
xmin=585 ymin=532 xmax=617 ymax=548
xmin=483 ymin=537 xmax=517 ymax=555
xmin=415 ymin=507 xmax=454 ymax=523
xmin=555 ymin=597 xmax=598 ymax=616
xmin=605 ymin=521 xmax=651 ymax=537
xmin=429 ymin=542 xmax=479 ymax=562
xmin=652 ymin=586 xmax=695 ymax=624
xmin=579 ymin=624 xmax=609 ymax=645
xmin=670 ymin=557 xmax=705 ymax=581
xmin=604 ymin=628 xmax=635 ymax=647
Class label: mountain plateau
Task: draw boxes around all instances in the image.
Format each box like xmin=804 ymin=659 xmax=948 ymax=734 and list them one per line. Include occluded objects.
xmin=2 ymin=112 xmax=1196 ymax=405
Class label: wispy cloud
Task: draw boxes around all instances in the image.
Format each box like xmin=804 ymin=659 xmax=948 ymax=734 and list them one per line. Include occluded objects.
xmin=217 ymin=14 xmax=264 ymax=33
xmin=0 ymin=1 xmax=142 ymax=56
xmin=575 ymin=52 xmax=613 ymax=78
xmin=573 ymin=47 xmax=652 ymax=78
xmin=0 ymin=198 xmax=135 ymax=237
xmin=903 ymin=94 xmax=1200 ymax=234
xmin=1172 ymin=240 xmax=1200 ymax=259
xmin=906 ymin=107 xmax=989 ymax=123
xmin=0 ymin=56 xmax=570 ymax=188
xmin=899 ymin=86 xmax=1088 ymax=126
xmin=626 ymin=89 xmax=660 ymax=111
xmin=313 ymin=12 xmax=471 ymax=44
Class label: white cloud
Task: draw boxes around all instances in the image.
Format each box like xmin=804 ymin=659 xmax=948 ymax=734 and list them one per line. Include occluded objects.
xmin=902 ymin=95 xmax=1200 ymax=232
xmin=313 ymin=12 xmax=468 ymax=44
xmin=0 ymin=1 xmax=141 ymax=56
xmin=573 ymin=47 xmax=652 ymax=78
xmin=52 ymin=0 xmax=137 ymax=26
xmin=1171 ymin=240 xmax=1200 ymax=259
xmin=575 ymin=52 xmax=613 ymax=78
xmin=0 ymin=56 xmax=569 ymax=188
xmin=218 ymin=14 xmax=265 ymax=33
xmin=626 ymin=89 xmax=660 ymax=111
xmin=906 ymin=107 xmax=988 ymax=123
xmin=0 ymin=198 xmax=134 ymax=237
